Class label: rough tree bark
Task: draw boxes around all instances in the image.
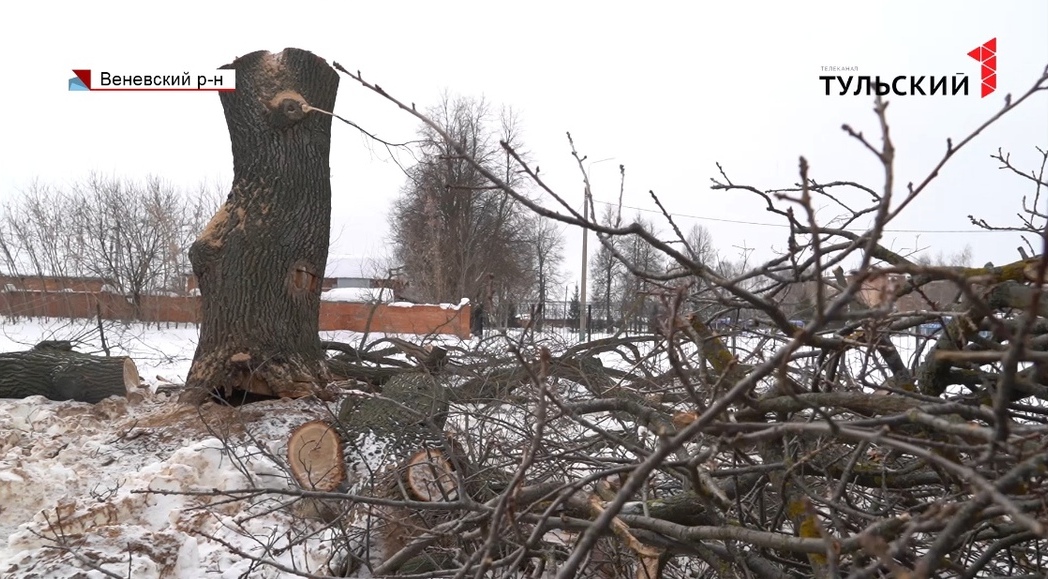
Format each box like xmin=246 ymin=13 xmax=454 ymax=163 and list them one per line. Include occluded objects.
xmin=0 ymin=341 xmax=138 ymax=403
xmin=183 ymin=48 xmax=339 ymax=403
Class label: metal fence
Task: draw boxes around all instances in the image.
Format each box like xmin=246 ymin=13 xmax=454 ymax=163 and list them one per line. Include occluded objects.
xmin=473 ymin=300 xmax=659 ymax=341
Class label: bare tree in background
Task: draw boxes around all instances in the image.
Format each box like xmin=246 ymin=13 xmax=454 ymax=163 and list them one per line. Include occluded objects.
xmin=590 ymin=203 xmax=626 ymax=329
xmin=0 ymin=181 xmax=81 ymax=281
xmin=0 ymin=174 xmax=222 ymax=307
xmin=670 ymin=222 xmax=724 ymax=320
xmin=914 ymin=242 xmax=974 ymax=267
xmin=389 ymin=93 xmax=540 ymax=310
xmin=527 ymin=214 xmax=566 ymax=331
xmin=72 ymin=175 xmax=182 ymax=308
xmin=684 ymin=223 xmax=716 ymax=266
xmin=614 ymin=212 xmax=666 ymax=329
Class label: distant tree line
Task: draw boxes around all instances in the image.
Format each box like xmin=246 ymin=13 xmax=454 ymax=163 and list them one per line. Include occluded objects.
xmin=386 ymin=92 xmax=777 ymax=333
xmin=387 ymin=93 xmax=980 ymax=335
xmin=587 ymin=204 xmax=760 ymax=332
xmin=389 ymin=93 xmax=565 ymax=323
xmin=0 ymin=174 xmax=222 ymax=308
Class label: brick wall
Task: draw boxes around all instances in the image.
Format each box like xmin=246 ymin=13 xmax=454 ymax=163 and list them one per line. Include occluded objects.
xmin=0 ymin=291 xmax=197 ymax=322
xmin=319 ymin=301 xmax=470 ymax=338
xmin=0 ymin=291 xmax=471 ymax=339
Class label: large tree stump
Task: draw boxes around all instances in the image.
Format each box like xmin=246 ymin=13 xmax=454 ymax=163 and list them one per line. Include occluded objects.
xmin=0 ymin=345 xmax=138 ymax=403
xmin=183 ymin=48 xmax=339 ymax=403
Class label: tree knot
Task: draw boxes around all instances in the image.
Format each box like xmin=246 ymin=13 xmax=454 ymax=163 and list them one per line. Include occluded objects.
xmin=267 ymin=91 xmax=310 ymax=126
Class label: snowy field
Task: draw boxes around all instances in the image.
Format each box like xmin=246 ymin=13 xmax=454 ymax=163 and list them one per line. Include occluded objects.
xmin=0 ymin=315 xmax=933 ymax=577
xmin=0 ymin=316 xmax=483 ymax=578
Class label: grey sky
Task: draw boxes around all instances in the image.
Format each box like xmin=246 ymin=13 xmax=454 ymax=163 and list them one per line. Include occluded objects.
xmin=3 ymin=1 xmax=1047 ymax=298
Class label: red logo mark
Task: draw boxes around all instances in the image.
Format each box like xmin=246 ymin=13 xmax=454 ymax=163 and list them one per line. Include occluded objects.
xmin=967 ymin=38 xmax=996 ymax=98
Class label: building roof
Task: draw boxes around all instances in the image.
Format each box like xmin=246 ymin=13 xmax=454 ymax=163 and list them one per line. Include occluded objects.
xmin=895 ymin=280 xmax=963 ymax=312
xmin=0 ymin=272 xmax=109 ymax=282
xmin=325 ymin=255 xmax=392 ymax=280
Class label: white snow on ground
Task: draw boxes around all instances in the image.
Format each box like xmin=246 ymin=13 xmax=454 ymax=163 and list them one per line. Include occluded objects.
xmin=0 ymin=316 xmax=477 ymax=578
xmin=0 ymin=395 xmax=344 ymax=578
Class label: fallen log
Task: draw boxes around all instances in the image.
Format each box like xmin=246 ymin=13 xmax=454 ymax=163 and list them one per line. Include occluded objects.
xmin=0 ymin=343 xmax=138 ymax=403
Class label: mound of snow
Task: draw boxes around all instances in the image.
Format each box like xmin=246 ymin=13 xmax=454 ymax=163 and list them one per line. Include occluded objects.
xmin=0 ymin=393 xmax=347 ymax=578
xmin=320 ymin=287 xmax=394 ymax=303
xmin=439 ymin=298 xmax=470 ymax=310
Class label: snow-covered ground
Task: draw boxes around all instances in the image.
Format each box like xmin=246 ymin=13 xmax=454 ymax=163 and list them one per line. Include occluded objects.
xmin=0 ymin=394 xmax=343 ymax=577
xmin=0 ymin=316 xmax=478 ymax=578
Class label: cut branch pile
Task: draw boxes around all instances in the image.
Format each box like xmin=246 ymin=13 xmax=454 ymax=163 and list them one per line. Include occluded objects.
xmin=157 ymin=55 xmax=1048 ymax=578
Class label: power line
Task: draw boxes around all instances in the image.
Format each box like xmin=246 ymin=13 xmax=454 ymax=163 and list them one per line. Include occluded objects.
xmin=590 ymin=199 xmax=1018 ymax=235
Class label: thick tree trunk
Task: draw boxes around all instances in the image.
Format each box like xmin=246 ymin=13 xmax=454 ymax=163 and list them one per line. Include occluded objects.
xmin=0 ymin=346 xmax=138 ymax=403
xmin=183 ymin=48 xmax=338 ymax=403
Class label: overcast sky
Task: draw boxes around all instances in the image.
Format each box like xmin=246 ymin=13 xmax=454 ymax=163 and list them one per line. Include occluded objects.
xmin=3 ymin=1 xmax=1047 ymax=298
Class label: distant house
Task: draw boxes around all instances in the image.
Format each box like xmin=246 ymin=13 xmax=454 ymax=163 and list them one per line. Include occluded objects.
xmin=321 ymin=255 xmax=405 ymax=303
xmin=894 ymin=280 xmax=963 ymax=312
xmin=848 ymin=270 xmax=962 ymax=312
xmin=325 ymin=255 xmax=396 ymax=290
xmin=779 ymin=270 xmax=963 ymax=319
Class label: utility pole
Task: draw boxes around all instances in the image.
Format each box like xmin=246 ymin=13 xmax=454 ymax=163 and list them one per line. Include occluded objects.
xmin=579 ymin=157 xmax=615 ymax=341
xmin=579 ymin=201 xmax=589 ymax=341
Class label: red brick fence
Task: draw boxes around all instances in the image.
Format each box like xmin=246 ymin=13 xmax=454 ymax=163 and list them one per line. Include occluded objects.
xmin=0 ymin=291 xmax=472 ymax=339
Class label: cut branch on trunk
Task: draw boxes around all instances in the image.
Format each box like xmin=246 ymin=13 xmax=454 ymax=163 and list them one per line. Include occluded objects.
xmin=287 ymin=420 xmax=346 ymax=492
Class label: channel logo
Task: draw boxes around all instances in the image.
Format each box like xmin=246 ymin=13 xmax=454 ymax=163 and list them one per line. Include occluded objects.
xmin=967 ymin=38 xmax=996 ymax=98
